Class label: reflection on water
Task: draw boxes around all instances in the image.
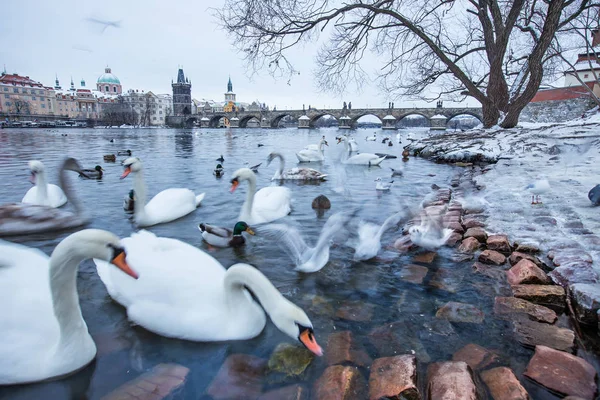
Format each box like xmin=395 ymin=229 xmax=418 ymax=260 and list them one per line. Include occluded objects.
xmin=0 ymin=128 xmax=570 ymax=399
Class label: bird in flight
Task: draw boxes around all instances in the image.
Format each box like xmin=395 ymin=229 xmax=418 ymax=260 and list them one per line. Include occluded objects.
xmin=86 ymin=17 xmax=122 ymax=33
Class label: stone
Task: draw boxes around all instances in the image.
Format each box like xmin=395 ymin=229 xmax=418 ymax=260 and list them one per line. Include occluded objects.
xmin=524 ymin=345 xmax=597 ymax=399
xmin=102 ymin=364 xmax=189 ymax=400
xmin=258 ymin=384 xmax=308 ymax=400
xmin=571 ymin=283 xmax=600 ymax=325
xmin=494 ymin=296 xmax=557 ymax=324
xmin=462 ymin=218 xmax=485 ymax=228
xmin=312 ymin=195 xmax=331 ymax=209
xmin=313 ymin=365 xmax=367 ymax=400
xmin=446 ymin=232 xmax=463 ymax=246
xmin=445 ymin=221 xmax=465 ymax=234
xmin=206 ymin=354 xmax=267 ymax=400
xmin=486 ymin=234 xmax=512 ymax=254
xmin=508 ymin=251 xmax=545 ymax=269
xmin=506 ymin=259 xmax=550 ymax=285
xmin=436 ymin=301 xmax=484 ymax=324
xmin=458 ymin=237 xmax=480 ymax=253
xmin=267 ymin=343 xmax=315 ymax=384
xmin=426 ymin=361 xmax=477 ymax=400
xmin=368 ymin=322 xmax=431 ymax=362
xmin=515 ymin=242 xmax=540 ymax=253
xmin=472 ymin=262 xmax=506 ymax=281
xmin=398 ymin=264 xmax=428 ymax=284
xmin=368 ymin=355 xmax=419 ymax=400
xmin=452 ymin=343 xmax=498 ymax=370
xmin=478 ymin=250 xmax=506 ymax=265
xmin=511 ymin=284 xmax=565 ymax=312
xmin=551 ymin=252 xmax=592 ymax=267
xmin=413 ymin=251 xmax=436 ymax=264
xmin=429 ymin=268 xmax=464 ymax=293
xmin=306 ymin=294 xmax=335 ymax=317
xmin=549 ymin=262 xmax=600 ymax=287
xmin=326 ymin=331 xmax=372 ymax=367
xmin=533 ymin=216 xmax=557 ymax=226
xmin=481 ymin=367 xmax=529 ymax=400
xmin=512 ymin=319 xmax=574 ymax=352
xmin=463 ymin=227 xmax=488 ymax=242
xmin=335 ymin=301 xmax=375 ymax=322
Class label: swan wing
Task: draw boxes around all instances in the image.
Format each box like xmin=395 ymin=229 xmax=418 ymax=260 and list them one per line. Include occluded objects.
xmin=0 ymin=203 xmax=86 ymax=237
xmin=377 ymin=210 xmax=407 ymax=239
xmin=259 ymin=223 xmax=310 ymax=266
xmin=252 ymin=187 xmax=292 ymax=224
xmin=141 ymin=188 xmax=199 ymax=226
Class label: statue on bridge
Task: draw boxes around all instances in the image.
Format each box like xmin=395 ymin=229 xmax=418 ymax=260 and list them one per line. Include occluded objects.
xmin=343 ymin=101 xmax=347 ymax=110
xmin=348 ymin=102 xmax=352 ymax=110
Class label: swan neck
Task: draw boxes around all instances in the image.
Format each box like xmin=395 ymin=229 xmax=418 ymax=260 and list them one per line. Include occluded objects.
xmin=275 ymin=154 xmax=284 ymax=178
xmin=132 ymin=170 xmax=148 ymax=218
xmin=59 ymin=164 xmax=82 ymax=214
xmin=36 ymin=170 xmax=49 ymax=202
xmin=242 ymin=173 xmax=256 ymax=218
xmin=224 ymin=265 xmax=283 ymax=317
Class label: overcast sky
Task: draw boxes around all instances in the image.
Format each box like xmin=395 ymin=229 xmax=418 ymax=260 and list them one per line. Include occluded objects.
xmin=1 ymin=0 xmax=479 ymax=110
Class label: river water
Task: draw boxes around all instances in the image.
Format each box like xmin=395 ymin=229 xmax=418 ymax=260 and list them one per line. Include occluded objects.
xmin=0 ymin=127 xmax=583 ymax=399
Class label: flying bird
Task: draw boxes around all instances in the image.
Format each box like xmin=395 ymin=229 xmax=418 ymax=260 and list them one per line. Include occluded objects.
xmin=86 ymin=17 xmax=122 ymax=33
xmin=408 ymin=209 xmax=453 ymax=250
xmin=350 ymin=211 xmax=407 ymax=261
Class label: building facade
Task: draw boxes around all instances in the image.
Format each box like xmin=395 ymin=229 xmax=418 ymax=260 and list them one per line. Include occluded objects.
xmin=172 ymin=67 xmax=192 ymax=116
xmin=0 ymin=73 xmax=56 ymax=116
xmin=96 ymin=67 xmax=122 ymax=95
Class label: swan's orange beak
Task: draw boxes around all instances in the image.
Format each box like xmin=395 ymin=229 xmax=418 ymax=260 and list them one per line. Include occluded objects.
xmin=111 ymin=251 xmax=139 ymax=279
xmin=299 ymin=328 xmax=323 ymax=356
xmin=120 ymin=166 xmax=131 ymax=179
xmin=230 ymin=180 xmax=239 ymax=193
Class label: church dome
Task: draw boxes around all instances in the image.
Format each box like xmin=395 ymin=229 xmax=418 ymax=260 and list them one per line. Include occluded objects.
xmin=97 ymin=67 xmax=120 ymax=85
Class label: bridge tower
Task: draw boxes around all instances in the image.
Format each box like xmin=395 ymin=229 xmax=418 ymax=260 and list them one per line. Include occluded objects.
xmin=172 ymin=67 xmax=192 ymax=116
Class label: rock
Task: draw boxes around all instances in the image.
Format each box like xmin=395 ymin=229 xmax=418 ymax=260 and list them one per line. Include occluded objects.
xmin=313 ymin=365 xmax=367 ymax=400
xmin=533 ymin=216 xmax=557 ymax=226
xmin=515 ymin=242 xmax=540 ymax=253
xmin=306 ymin=294 xmax=335 ymax=317
xmin=206 ymin=354 xmax=267 ymax=400
xmin=312 ymin=195 xmax=331 ymax=209
xmin=512 ymin=319 xmax=574 ymax=352
xmin=511 ymin=284 xmax=565 ymax=312
xmin=524 ymin=345 xmax=597 ymax=399
xmin=368 ymin=355 xmax=419 ymax=400
xmin=571 ymin=283 xmax=600 ymax=325
xmin=452 ymin=343 xmax=498 ymax=370
xmin=506 ymin=259 xmax=550 ymax=285
xmin=445 ymin=221 xmax=465 ymax=234
xmin=486 ymin=235 xmax=512 ymax=254
xmin=462 ymin=218 xmax=485 ymax=229
xmin=413 ymin=251 xmax=436 ymax=264
xmin=481 ymin=367 xmax=529 ymax=400
xmin=446 ymin=232 xmax=463 ymax=246
xmin=463 ymin=227 xmax=488 ymax=243
xmin=258 ymin=384 xmax=308 ymax=400
xmin=326 ymin=331 xmax=372 ymax=367
xmin=267 ymin=343 xmax=315 ymax=384
xmin=368 ymin=322 xmax=431 ymax=361
xmin=429 ymin=268 xmax=464 ymax=293
xmin=436 ymin=301 xmax=484 ymax=324
xmin=508 ymin=251 xmax=545 ymax=269
xmin=458 ymin=237 xmax=480 ymax=253
xmin=426 ymin=361 xmax=477 ymax=400
xmin=102 ymin=364 xmax=189 ymax=400
xmin=551 ymin=252 xmax=592 ymax=267
xmin=549 ymin=262 xmax=600 ymax=288
xmin=472 ymin=262 xmax=506 ymax=281
xmin=478 ymin=250 xmax=506 ymax=265
xmin=494 ymin=296 xmax=557 ymax=324
xmin=335 ymin=301 xmax=375 ymax=322
xmin=398 ymin=264 xmax=429 ymax=284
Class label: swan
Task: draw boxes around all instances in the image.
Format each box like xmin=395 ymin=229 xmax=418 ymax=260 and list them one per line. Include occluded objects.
xmin=337 ymin=136 xmax=387 ymax=166
xmin=230 ymin=168 xmax=291 ymax=225
xmin=259 ymin=211 xmax=353 ymax=272
xmin=93 ymin=230 xmax=322 ymax=355
xmin=296 ymin=138 xmax=328 ymax=162
xmin=348 ymin=137 xmax=359 ymax=152
xmin=267 ymin=152 xmax=327 ymax=181
xmin=350 ymin=211 xmax=407 ymax=261
xmin=0 ymin=229 xmax=138 ymax=384
xmin=408 ymin=209 xmax=453 ymax=250
xmin=120 ymin=157 xmax=205 ymax=227
xmin=366 ymin=133 xmax=377 ymax=141
xmin=303 ymin=135 xmax=326 ymax=151
xmin=22 ymin=160 xmax=68 ymax=207
xmin=0 ymin=158 xmax=90 ymax=237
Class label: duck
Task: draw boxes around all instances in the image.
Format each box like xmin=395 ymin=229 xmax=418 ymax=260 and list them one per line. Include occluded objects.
xmin=0 ymin=229 xmax=138 ymax=384
xmin=296 ymin=138 xmax=328 ymax=162
xmin=267 ymin=152 xmax=327 ymax=181
xmin=104 ymin=154 xmax=116 ymax=162
xmin=216 ymin=155 xmax=225 ymax=162
xmin=402 ymin=149 xmax=410 ymax=159
xmin=79 ymin=165 xmax=104 ymax=179
xmin=1 ymin=158 xmax=90 ymax=237
xmin=390 ymin=167 xmax=403 ymax=177
xmin=198 ymin=221 xmax=254 ymax=247
xmin=117 ymin=150 xmax=132 ymax=156
xmin=214 ymin=164 xmax=224 ymax=178
xmin=375 ymin=177 xmax=394 ymax=191
xmin=230 ymin=168 xmax=291 ymax=225
xmin=120 ymin=157 xmax=205 ymax=227
xmin=22 ymin=160 xmax=68 ymax=208
xmin=123 ymin=189 xmax=135 ymax=212
xmin=92 ymin=230 xmax=322 ymax=355
xmin=337 ymin=136 xmax=387 ymax=166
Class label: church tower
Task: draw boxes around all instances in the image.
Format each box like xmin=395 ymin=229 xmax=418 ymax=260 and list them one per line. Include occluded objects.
xmin=172 ymin=66 xmax=192 ymax=116
xmin=224 ymin=76 xmax=236 ymax=102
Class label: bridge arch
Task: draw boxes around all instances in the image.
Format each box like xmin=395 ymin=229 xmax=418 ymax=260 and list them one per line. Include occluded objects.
xmin=350 ymin=113 xmax=383 ymax=127
xmin=208 ymin=114 xmax=227 ymax=128
xmin=308 ymin=113 xmax=339 ymax=128
xmin=445 ymin=112 xmax=483 ymax=130
xmin=270 ymin=113 xmax=297 ymax=128
xmin=184 ymin=116 xmax=199 ymax=128
xmin=444 ymin=112 xmax=483 ymax=124
xmin=239 ymin=114 xmax=262 ymax=128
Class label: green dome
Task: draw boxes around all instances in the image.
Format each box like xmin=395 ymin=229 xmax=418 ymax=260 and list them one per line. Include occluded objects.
xmin=97 ymin=67 xmax=120 ymax=85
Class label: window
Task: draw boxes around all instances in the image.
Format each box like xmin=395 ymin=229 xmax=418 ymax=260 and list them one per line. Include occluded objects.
xmin=159 ymin=110 xmax=162 ymax=114
xmin=584 ymin=74 xmax=589 ymax=78
xmin=41 ymin=104 xmax=46 ymax=109
xmin=5 ymin=101 xmax=11 ymax=106
xmin=113 ymin=87 xmax=116 ymax=92
xmin=105 ymin=86 xmax=109 ymax=92
xmin=32 ymin=96 xmax=36 ymax=101
xmin=3 ymin=87 xmax=7 ymax=91
xmin=4 ymin=94 xmax=8 ymax=99
xmin=13 ymin=88 xmax=18 ymax=93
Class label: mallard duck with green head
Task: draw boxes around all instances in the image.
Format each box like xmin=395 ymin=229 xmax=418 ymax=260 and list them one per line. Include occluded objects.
xmin=79 ymin=165 xmax=104 ymax=179
xmin=198 ymin=221 xmax=254 ymax=247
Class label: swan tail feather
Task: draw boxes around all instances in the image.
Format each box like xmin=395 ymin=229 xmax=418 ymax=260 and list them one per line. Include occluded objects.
xmin=195 ymin=193 xmax=206 ymax=207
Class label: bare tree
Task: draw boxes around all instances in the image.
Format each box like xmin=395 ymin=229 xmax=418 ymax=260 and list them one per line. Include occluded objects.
xmin=10 ymin=98 xmax=31 ymax=115
xmin=216 ymin=0 xmax=598 ymax=128
xmin=101 ymin=96 xmax=136 ymax=126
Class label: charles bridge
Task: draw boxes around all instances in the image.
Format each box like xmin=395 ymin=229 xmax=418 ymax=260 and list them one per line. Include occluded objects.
xmin=166 ymin=105 xmax=483 ymax=130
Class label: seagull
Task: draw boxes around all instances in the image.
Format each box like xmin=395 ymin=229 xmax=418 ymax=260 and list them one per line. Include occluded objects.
xmin=390 ymin=167 xmax=403 ymax=177
xmin=350 ymin=211 xmax=407 ymax=261
xmin=408 ymin=210 xmax=453 ymax=250
xmin=258 ymin=212 xmax=354 ymax=273
xmin=525 ymin=179 xmax=550 ymax=204
xmin=589 ymin=184 xmax=600 ymax=206
xmin=86 ymin=17 xmax=122 ymax=33
xmin=375 ymin=178 xmax=394 ymax=191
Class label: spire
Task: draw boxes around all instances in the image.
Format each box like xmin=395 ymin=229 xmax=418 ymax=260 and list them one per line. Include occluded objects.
xmin=177 ymin=67 xmax=185 ymax=84
xmin=80 ymin=78 xmax=86 ymax=87
xmin=227 ymin=75 xmax=233 ymax=92
xmin=70 ymin=76 xmax=75 ymax=91
xmin=54 ymin=74 xmax=61 ymax=90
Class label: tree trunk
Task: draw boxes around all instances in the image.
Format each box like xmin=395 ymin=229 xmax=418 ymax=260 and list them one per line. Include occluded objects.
xmin=481 ymin=101 xmax=500 ymax=128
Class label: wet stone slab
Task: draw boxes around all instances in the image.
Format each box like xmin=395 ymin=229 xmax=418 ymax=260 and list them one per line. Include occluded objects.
xmin=258 ymin=384 xmax=308 ymax=400
xmin=508 ymin=251 xmax=545 ymax=269
xmin=335 ymin=300 xmax=375 ymax=322
xmin=266 ymin=342 xmax=315 ymax=384
xmin=426 ymin=361 xmax=477 ymax=400
xmin=512 ymin=319 xmax=574 ymax=352
xmin=206 ymin=354 xmax=267 ymax=400
xmin=494 ymin=296 xmax=557 ymax=324
xmin=452 ymin=343 xmax=498 ymax=370
xmin=511 ymin=284 xmax=565 ymax=312
xmin=436 ymin=301 xmax=484 ymax=324
xmin=506 ymin=259 xmax=550 ymax=285
xmin=478 ymin=249 xmax=507 ymax=265
xmin=398 ymin=264 xmax=429 ymax=284
xmin=486 ymin=234 xmax=512 ymax=254
xmin=429 ymin=268 xmax=465 ymax=293
xmin=413 ymin=251 xmax=437 ymax=264
xmin=326 ymin=331 xmax=372 ymax=367
xmin=313 ymin=365 xmax=367 ymax=400
xmin=481 ymin=367 xmax=529 ymax=400
xmin=368 ymin=355 xmax=419 ymax=400
xmin=101 ymin=363 xmax=189 ymax=400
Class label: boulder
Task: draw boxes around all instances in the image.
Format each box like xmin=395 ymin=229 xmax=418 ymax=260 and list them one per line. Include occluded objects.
xmin=446 ymin=232 xmax=463 ymax=247
xmin=549 ymin=262 xmax=599 ymax=287
xmin=445 ymin=221 xmax=465 ymax=234
xmin=462 ymin=218 xmax=485 ymax=229
xmin=486 ymin=235 xmax=512 ymax=254
xmin=368 ymin=355 xmax=419 ymax=400
xmin=481 ymin=367 xmax=529 ymax=400
xmin=512 ymin=320 xmax=574 ymax=352
xmin=506 ymin=259 xmax=550 ymax=285
xmin=478 ymin=250 xmax=506 ymax=265
xmin=206 ymin=354 xmax=267 ymax=400
xmin=511 ymin=284 xmax=565 ymax=312
xmin=436 ymin=301 xmax=484 ymax=324
xmin=515 ymin=242 xmax=540 ymax=253
xmin=258 ymin=384 xmax=308 ymax=400
xmin=494 ymin=296 xmax=557 ymax=324
xmin=413 ymin=251 xmax=436 ymax=264
xmin=326 ymin=331 xmax=372 ymax=367
xmin=267 ymin=343 xmax=315 ymax=384
xmin=463 ymin=227 xmax=488 ymax=243
xmin=524 ymin=345 xmax=597 ymax=399
xmin=398 ymin=264 xmax=429 ymax=284
xmin=313 ymin=365 xmax=367 ymax=400
xmin=452 ymin=343 xmax=498 ymax=370
xmin=458 ymin=237 xmax=480 ymax=253
xmin=508 ymin=251 xmax=545 ymax=269
xmin=472 ymin=262 xmax=506 ymax=281
xmin=426 ymin=361 xmax=477 ymax=400
xmin=571 ymin=283 xmax=600 ymax=325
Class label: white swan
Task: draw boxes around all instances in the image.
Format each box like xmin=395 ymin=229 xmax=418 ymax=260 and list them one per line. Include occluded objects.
xmin=22 ymin=160 xmax=67 ymax=207
xmin=0 ymin=229 xmax=138 ymax=385
xmin=303 ymin=135 xmax=327 ymax=151
xmin=121 ymin=157 xmax=205 ymax=227
xmin=0 ymin=158 xmax=90 ymax=237
xmin=267 ymin=152 xmax=327 ymax=181
xmin=351 ymin=211 xmax=406 ymax=261
xmin=93 ymin=230 xmax=322 ymax=355
xmin=337 ymin=136 xmax=387 ymax=166
xmin=348 ymin=137 xmax=359 ymax=152
xmin=230 ymin=168 xmax=291 ymax=225
xmin=408 ymin=209 xmax=453 ymax=250
xmin=296 ymin=138 xmax=328 ymax=162
xmin=366 ymin=133 xmax=377 ymax=141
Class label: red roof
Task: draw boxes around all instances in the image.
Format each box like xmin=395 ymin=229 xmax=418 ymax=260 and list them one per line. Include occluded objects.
xmin=531 ymin=82 xmax=598 ymax=102
xmin=0 ymin=73 xmax=43 ymax=88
